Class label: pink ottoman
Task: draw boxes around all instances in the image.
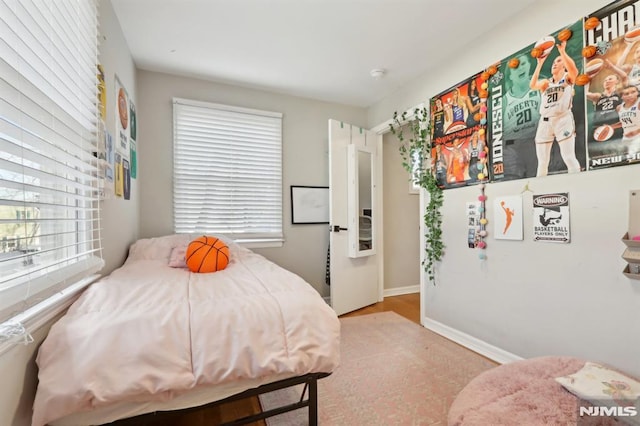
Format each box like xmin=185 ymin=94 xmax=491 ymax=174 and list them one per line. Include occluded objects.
xmin=448 ymin=356 xmax=617 ymax=425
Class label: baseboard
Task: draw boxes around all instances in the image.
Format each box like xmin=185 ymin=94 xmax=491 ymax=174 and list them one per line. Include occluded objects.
xmin=422 ymin=316 xmax=523 ymax=365
xmin=383 ymin=285 xmax=419 ymax=297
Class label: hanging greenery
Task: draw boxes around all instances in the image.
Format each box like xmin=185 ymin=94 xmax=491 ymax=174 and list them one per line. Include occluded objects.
xmin=389 ymin=106 xmax=444 ymax=284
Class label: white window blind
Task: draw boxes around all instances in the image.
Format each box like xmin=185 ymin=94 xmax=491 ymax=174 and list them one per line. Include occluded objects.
xmin=0 ymin=0 xmax=103 ymax=324
xmin=173 ymin=98 xmax=283 ymax=243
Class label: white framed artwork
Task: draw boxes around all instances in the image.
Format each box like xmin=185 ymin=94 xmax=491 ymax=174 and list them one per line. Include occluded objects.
xmin=494 ymin=195 xmax=523 ymax=240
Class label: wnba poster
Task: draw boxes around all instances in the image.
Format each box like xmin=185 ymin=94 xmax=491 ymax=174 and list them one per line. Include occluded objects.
xmin=488 ymin=19 xmax=587 ymax=182
xmin=583 ymin=0 xmax=640 ymax=169
xmin=430 ymin=73 xmax=489 ymax=189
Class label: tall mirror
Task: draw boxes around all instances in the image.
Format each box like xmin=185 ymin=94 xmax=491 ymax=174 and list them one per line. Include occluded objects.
xmin=347 ymin=144 xmax=375 ymax=258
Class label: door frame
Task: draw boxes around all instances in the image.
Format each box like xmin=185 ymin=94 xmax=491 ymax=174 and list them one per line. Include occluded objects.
xmin=375 ymin=133 xmax=384 ymax=303
xmin=370 ymin=104 xmax=426 ymax=325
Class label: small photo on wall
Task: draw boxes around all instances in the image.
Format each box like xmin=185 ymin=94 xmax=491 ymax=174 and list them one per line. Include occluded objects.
xmin=97 ymin=64 xmax=106 ymax=122
xmin=129 ymin=101 xmax=137 ymax=142
xmin=114 ymin=153 xmax=123 ymax=197
xmin=105 ymin=131 xmax=114 ymax=182
xmin=130 ymin=141 xmax=137 ymax=179
xmin=123 ymin=158 xmax=131 ymax=200
xmin=466 ymin=202 xmax=482 ymax=248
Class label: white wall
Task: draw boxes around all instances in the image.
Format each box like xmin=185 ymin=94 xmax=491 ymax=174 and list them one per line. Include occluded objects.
xmin=99 ymin=0 xmax=140 ymax=275
xmin=0 ymin=1 xmax=139 ymax=424
xmin=367 ymin=0 xmax=640 ymax=377
xmin=383 ymin=131 xmax=420 ymax=291
xmin=136 ymin=70 xmax=367 ymax=295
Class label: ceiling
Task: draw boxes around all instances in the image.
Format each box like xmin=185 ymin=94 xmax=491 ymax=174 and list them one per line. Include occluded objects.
xmin=110 ymin=0 xmax=538 ymax=108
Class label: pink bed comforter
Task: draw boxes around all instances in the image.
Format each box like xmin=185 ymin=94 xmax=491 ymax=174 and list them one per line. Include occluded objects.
xmin=32 ymin=235 xmax=340 ymax=426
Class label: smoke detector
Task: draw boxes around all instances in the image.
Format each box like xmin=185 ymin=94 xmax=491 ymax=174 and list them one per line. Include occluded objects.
xmin=370 ymin=68 xmax=386 ymax=80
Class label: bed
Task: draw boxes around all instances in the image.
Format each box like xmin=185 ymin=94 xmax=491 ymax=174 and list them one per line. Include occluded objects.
xmin=31 ymin=234 xmax=340 ymax=426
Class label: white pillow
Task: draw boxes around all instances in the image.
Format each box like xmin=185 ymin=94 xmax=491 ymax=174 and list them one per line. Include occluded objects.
xmin=126 ymin=234 xmax=193 ymax=263
xmin=556 ymin=362 xmax=640 ymax=425
xmin=168 ymin=245 xmax=188 ymax=268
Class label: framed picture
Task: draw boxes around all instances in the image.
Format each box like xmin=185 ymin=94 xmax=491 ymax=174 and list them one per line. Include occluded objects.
xmin=290 ymin=185 xmax=329 ymax=224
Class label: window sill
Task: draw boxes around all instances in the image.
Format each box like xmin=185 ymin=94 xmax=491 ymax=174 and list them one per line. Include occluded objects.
xmin=0 ymin=274 xmax=101 ymax=357
xmin=236 ymin=239 xmax=284 ymax=249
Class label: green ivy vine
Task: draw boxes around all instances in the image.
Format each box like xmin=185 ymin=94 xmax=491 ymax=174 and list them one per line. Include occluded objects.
xmin=389 ymin=106 xmax=444 ymax=284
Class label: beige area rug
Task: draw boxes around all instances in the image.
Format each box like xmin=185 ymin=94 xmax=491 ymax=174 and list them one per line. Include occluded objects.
xmin=259 ymin=311 xmax=497 ymax=425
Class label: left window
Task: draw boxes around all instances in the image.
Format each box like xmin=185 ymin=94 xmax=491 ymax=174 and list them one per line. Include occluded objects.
xmin=0 ymin=0 xmax=102 ymax=324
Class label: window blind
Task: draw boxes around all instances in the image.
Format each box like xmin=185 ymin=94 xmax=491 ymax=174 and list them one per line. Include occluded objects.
xmin=0 ymin=0 xmax=103 ymax=324
xmin=173 ymin=98 xmax=283 ymax=243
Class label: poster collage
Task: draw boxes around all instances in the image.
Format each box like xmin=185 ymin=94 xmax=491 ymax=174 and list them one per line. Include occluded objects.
xmin=96 ymin=67 xmax=137 ymax=200
xmin=430 ymin=0 xmax=640 ymax=245
xmin=430 ymin=0 xmax=640 ymax=190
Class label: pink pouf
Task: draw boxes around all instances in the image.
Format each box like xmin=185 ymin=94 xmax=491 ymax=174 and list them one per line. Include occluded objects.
xmin=448 ymin=356 xmax=617 ymax=425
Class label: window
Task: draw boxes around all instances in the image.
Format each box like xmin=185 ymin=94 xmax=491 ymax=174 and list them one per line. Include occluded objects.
xmin=0 ymin=0 xmax=102 ymax=325
xmin=173 ymin=98 xmax=283 ymax=245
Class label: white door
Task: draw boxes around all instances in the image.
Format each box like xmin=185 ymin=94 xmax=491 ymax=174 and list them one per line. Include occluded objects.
xmin=328 ymin=119 xmax=380 ymax=316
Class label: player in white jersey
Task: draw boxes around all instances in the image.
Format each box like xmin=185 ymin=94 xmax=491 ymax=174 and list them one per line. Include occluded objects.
xmin=612 ymin=85 xmax=640 ymax=158
xmin=529 ymin=40 xmax=581 ymax=177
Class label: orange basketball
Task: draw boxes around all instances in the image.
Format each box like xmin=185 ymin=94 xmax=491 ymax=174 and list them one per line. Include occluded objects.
xmin=186 ymin=236 xmax=230 ymax=273
xmin=530 ymin=47 xmax=542 ymax=59
xmin=584 ymin=16 xmax=600 ymax=31
xmin=480 ymin=71 xmax=490 ymax=81
xmin=508 ymin=57 xmax=520 ymax=68
xmin=625 ymin=26 xmax=640 ymax=43
xmin=585 ymin=58 xmax=604 ymax=78
xmin=593 ymin=124 xmax=614 ymax=142
xmin=557 ymin=28 xmax=572 ymax=42
xmin=582 ymin=45 xmax=597 ymax=58
xmin=574 ymin=74 xmax=591 ymax=86
xmin=533 ymin=36 xmax=555 ymax=59
xmin=487 ymin=65 xmax=498 ymax=76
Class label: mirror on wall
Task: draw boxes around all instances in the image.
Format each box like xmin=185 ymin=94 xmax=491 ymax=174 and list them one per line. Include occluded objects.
xmin=347 ymin=144 xmax=375 ymax=258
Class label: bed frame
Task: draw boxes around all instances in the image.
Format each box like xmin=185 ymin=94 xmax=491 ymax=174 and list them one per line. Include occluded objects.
xmin=105 ymin=372 xmax=331 ymax=425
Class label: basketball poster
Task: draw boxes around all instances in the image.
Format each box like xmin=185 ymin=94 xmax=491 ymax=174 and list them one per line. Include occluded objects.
xmin=105 ymin=130 xmax=114 ymax=183
xmin=115 ymin=76 xmax=129 ymax=155
xmin=583 ymin=0 xmax=640 ymax=169
xmin=488 ymin=19 xmax=587 ymax=182
xmin=97 ymin=64 xmax=106 ymax=122
xmin=114 ymin=152 xmax=123 ymax=197
xmin=430 ymin=73 xmax=489 ymax=189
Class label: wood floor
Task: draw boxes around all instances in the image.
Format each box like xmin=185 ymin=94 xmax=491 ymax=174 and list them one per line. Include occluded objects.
xmin=341 ymin=292 xmax=420 ymax=324
xmin=109 ymin=293 xmax=420 ymax=426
